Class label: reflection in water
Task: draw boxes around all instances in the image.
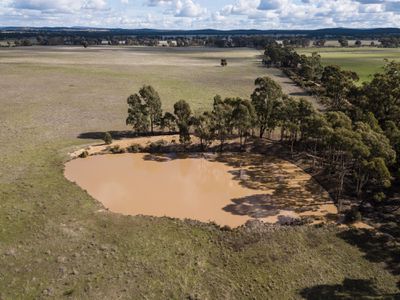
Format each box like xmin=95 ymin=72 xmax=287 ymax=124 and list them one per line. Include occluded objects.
xmin=64 ymin=153 xmax=336 ymax=227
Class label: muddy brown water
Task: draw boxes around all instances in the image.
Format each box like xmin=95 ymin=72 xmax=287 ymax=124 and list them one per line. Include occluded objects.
xmin=64 ymin=153 xmax=336 ymax=227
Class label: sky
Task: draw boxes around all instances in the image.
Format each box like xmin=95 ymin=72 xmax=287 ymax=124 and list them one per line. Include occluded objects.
xmin=1 ymin=0 xmax=400 ymax=29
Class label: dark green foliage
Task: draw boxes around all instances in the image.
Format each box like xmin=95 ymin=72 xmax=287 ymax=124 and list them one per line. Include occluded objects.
xmin=174 ymin=100 xmax=192 ymax=144
xmin=79 ymin=150 xmax=89 ymax=158
xmin=110 ymin=145 xmax=125 ymax=154
xmin=126 ymin=85 xmax=162 ymax=134
xmin=212 ymin=95 xmax=234 ymax=151
xmin=141 ymin=85 xmax=163 ymax=134
xmin=103 ymin=132 xmax=113 ymax=145
xmin=321 ymin=65 xmax=359 ymax=110
xmin=148 ymin=140 xmax=169 ymax=152
xmin=161 ymin=112 xmax=177 ymax=132
xmin=251 ymin=77 xmax=283 ymax=138
xmin=299 ymin=52 xmax=323 ymax=82
xmin=192 ymin=112 xmax=215 ymax=150
xmin=126 ymin=143 xmax=143 ymax=153
xmin=345 ymin=207 xmax=362 ymax=223
xmin=338 ymin=37 xmax=349 ymax=47
xmin=126 ymin=94 xmax=149 ymax=133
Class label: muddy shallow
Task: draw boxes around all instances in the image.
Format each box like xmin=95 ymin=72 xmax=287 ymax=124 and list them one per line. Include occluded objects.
xmin=65 ymin=153 xmax=337 ymax=227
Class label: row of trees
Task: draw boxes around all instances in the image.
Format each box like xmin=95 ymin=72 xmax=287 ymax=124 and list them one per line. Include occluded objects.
xmin=126 ymin=69 xmax=398 ymax=211
xmin=265 ymin=43 xmax=400 ymax=209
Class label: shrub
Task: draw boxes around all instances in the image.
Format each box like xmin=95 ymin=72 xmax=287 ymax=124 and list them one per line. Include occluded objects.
xmin=148 ymin=139 xmax=168 ymax=152
xmin=103 ymin=132 xmax=113 ymax=145
xmin=345 ymin=207 xmax=362 ymax=223
xmin=126 ymin=143 xmax=143 ymax=153
xmin=79 ymin=150 xmax=89 ymax=158
xmin=373 ymin=192 xmax=386 ymax=203
xmin=110 ymin=145 xmax=125 ymax=154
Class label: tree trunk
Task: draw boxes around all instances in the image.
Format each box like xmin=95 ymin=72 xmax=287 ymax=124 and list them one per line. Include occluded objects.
xmin=259 ymin=126 xmax=265 ymax=139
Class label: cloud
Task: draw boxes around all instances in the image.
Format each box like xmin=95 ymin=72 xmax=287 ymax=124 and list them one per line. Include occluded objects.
xmin=174 ymin=0 xmax=206 ymax=17
xmin=258 ymin=0 xmax=282 ymax=10
xmin=12 ymin=0 xmax=107 ymax=13
xmin=147 ymin=0 xmax=173 ymax=7
xmin=2 ymin=0 xmax=400 ymax=29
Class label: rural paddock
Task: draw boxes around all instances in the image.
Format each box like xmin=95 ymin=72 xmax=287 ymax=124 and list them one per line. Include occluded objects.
xmin=0 ymin=46 xmax=399 ymax=298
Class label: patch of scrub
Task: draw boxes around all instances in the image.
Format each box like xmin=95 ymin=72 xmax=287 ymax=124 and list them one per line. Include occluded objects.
xmin=64 ymin=152 xmax=337 ymax=227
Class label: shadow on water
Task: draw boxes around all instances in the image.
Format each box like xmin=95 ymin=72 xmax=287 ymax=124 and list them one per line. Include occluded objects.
xmin=299 ymin=278 xmax=399 ymax=299
xmin=142 ymin=152 xmax=334 ymax=222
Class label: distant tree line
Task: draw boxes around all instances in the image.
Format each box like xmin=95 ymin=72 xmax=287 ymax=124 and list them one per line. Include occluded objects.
xmin=4 ymin=31 xmax=400 ymax=49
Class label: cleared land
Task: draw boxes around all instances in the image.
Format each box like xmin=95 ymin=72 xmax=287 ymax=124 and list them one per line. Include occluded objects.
xmin=0 ymin=46 xmax=399 ymax=298
xmin=296 ymin=47 xmax=400 ymax=83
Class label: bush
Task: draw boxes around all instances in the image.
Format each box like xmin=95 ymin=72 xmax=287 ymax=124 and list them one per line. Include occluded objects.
xmin=148 ymin=140 xmax=168 ymax=152
xmin=373 ymin=192 xmax=386 ymax=203
xmin=126 ymin=143 xmax=143 ymax=153
xmin=79 ymin=150 xmax=89 ymax=158
xmin=103 ymin=132 xmax=113 ymax=145
xmin=110 ymin=145 xmax=125 ymax=154
xmin=345 ymin=207 xmax=362 ymax=223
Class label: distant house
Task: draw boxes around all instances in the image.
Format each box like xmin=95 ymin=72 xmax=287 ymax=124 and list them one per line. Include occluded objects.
xmin=101 ymin=40 xmax=109 ymax=45
xmin=119 ymin=40 xmax=126 ymax=45
xmin=169 ymin=40 xmax=178 ymax=47
xmin=158 ymin=41 xmax=169 ymax=47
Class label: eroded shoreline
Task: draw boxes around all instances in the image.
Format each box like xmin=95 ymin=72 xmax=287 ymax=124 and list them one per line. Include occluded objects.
xmin=65 ymin=136 xmax=342 ymax=228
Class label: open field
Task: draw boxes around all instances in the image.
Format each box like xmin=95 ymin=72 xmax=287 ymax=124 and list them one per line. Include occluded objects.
xmin=296 ymin=47 xmax=400 ymax=83
xmin=0 ymin=46 xmax=399 ymax=298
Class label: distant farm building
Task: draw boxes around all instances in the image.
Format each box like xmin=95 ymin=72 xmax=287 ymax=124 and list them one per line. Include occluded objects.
xmin=101 ymin=40 xmax=109 ymax=45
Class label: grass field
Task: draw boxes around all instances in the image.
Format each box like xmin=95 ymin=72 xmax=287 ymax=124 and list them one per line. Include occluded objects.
xmin=0 ymin=46 xmax=399 ymax=298
xmin=296 ymin=47 xmax=400 ymax=83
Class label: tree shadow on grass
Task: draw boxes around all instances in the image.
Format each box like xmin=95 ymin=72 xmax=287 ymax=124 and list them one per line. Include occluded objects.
xmin=300 ymin=278 xmax=399 ymax=299
xmin=338 ymin=229 xmax=400 ymax=278
xmin=77 ymin=131 xmax=175 ymax=141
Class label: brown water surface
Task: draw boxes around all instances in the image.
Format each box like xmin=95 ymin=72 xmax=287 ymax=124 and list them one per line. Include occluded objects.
xmin=64 ymin=153 xmax=336 ymax=227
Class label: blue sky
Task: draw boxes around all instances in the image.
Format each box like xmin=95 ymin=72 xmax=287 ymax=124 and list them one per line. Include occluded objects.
xmin=1 ymin=0 xmax=400 ymax=29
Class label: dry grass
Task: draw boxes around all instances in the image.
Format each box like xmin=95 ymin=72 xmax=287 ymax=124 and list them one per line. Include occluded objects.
xmin=0 ymin=46 xmax=399 ymax=298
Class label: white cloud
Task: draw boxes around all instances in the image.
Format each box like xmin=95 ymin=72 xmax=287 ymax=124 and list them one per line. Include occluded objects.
xmin=174 ymin=0 xmax=206 ymax=17
xmin=2 ymin=0 xmax=400 ymax=29
xmin=11 ymin=0 xmax=107 ymax=13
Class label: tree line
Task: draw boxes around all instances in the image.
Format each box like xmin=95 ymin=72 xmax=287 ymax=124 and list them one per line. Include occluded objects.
xmin=126 ymin=55 xmax=399 ymax=215
xmin=263 ymin=42 xmax=400 ymax=213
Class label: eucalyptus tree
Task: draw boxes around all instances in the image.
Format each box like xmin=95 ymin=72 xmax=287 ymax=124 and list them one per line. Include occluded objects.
xmin=231 ymin=99 xmax=255 ymax=148
xmin=299 ymin=52 xmax=323 ymax=82
xmin=212 ymin=95 xmax=234 ymax=151
xmin=161 ymin=112 xmax=177 ymax=132
xmin=192 ymin=112 xmax=215 ymax=150
xmin=353 ymin=122 xmax=396 ymax=199
xmin=251 ymin=77 xmax=283 ymax=138
xmin=126 ymin=93 xmax=149 ymax=133
xmin=321 ymin=65 xmax=359 ymax=110
xmin=362 ymin=61 xmax=400 ymax=126
xmin=139 ymin=85 xmax=163 ymax=134
xmin=126 ymin=85 xmax=162 ymax=134
xmin=173 ymin=100 xmax=192 ymax=144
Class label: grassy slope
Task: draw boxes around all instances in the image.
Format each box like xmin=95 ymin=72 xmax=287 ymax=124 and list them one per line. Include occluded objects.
xmin=296 ymin=47 xmax=400 ymax=83
xmin=0 ymin=46 xmax=398 ymax=298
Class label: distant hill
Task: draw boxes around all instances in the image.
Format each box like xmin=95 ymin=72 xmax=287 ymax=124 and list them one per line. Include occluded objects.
xmin=1 ymin=27 xmax=400 ymax=38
